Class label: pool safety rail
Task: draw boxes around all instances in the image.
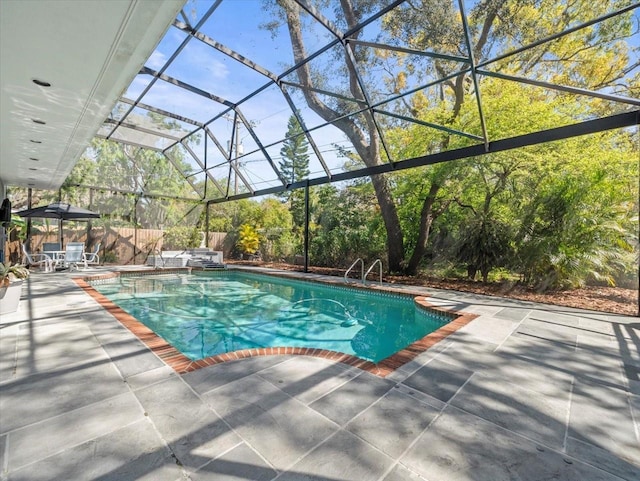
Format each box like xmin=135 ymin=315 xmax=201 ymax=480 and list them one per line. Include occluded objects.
xmin=344 ymin=258 xmax=364 ymax=283
xmin=364 ymin=259 xmax=383 ymax=286
xmin=345 ymin=258 xmax=383 ymax=285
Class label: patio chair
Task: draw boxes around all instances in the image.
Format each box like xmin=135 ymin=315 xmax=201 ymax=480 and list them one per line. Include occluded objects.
xmin=57 ymin=242 xmax=87 ymax=270
xmin=22 ymin=243 xmax=53 ymax=272
xmin=42 ymin=242 xmax=61 ymax=252
xmin=83 ymin=243 xmax=101 ymax=266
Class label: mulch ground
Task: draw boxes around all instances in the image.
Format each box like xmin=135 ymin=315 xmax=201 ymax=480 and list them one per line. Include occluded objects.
xmin=228 ymin=261 xmax=638 ymax=317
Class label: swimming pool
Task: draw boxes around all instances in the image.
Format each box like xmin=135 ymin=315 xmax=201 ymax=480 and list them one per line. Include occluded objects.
xmin=91 ymin=271 xmax=452 ymax=363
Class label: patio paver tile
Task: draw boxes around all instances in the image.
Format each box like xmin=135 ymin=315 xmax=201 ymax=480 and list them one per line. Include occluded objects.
xmin=497 ymin=333 xmax=577 ymax=369
xmin=529 ymin=310 xmax=580 ymax=327
xmin=123 ymin=365 xmax=177 ymax=390
xmin=456 ymin=314 xmax=518 ymax=345
xmin=276 ymin=430 xmax=394 ymax=481
xmin=450 ymin=374 xmax=571 ymax=448
xmin=494 ymin=307 xmax=531 ymax=321
xmin=401 ymin=357 xmax=474 ymax=403
xmin=0 ymin=360 xmax=128 ymax=433
xmin=577 ymin=316 xmax=616 ymax=336
xmin=401 ymin=406 xmax=622 ymax=481
xmin=6 ymin=420 xmax=181 ymax=481
xmin=432 ymin=334 xmax=501 ymax=372
xmin=182 ymin=356 xmax=288 ymax=395
xmin=346 ymin=388 xmax=440 ymax=458
xmin=382 ymin=464 xmax=427 ymax=481
xmin=202 ymin=374 xmax=339 ymax=471
xmin=0 ymin=434 xmax=6 ymax=476
xmin=134 ymin=376 xmax=242 ymax=471
xmin=0 ymin=322 xmax=19 ymax=382
xmin=516 ymin=317 xmax=579 ymax=345
xmin=258 ymin=355 xmax=359 ymax=405
xmin=7 ymin=392 xmax=143 ymax=471
xmin=568 ymin=380 xmax=640 ymax=467
xmin=93 ymin=335 xmax=167 ymax=379
xmin=189 ymin=443 xmax=277 ymax=481
xmin=14 ymin=321 xmax=109 ymax=378
xmin=566 ymin=436 xmax=640 ymax=481
xmin=309 ymin=371 xmax=396 ymax=426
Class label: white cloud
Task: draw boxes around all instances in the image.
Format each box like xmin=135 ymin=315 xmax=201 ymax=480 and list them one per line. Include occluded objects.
xmin=146 ymin=50 xmax=167 ymax=70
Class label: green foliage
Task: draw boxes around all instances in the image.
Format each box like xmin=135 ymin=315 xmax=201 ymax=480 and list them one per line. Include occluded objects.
xmin=163 ymin=226 xmax=201 ymax=250
xmin=278 ymin=114 xmax=312 ymax=248
xmin=385 ymin=66 xmax=638 ymax=289
xmin=455 ymin=215 xmax=513 ymax=282
xmin=309 ymin=183 xmax=386 ymax=267
xmin=215 ymin=198 xmax=294 ymax=260
xmin=5 ymin=215 xmax=27 ymax=242
xmin=207 ymin=203 xmax=235 ymax=232
xmin=0 ymin=263 xmax=29 ymax=285
xmin=64 ymin=138 xmax=201 ymax=229
xmin=514 ymin=161 xmax=637 ymax=289
xmin=279 ymin=115 xmax=310 ymax=187
xmin=237 ymin=224 xmax=260 ymax=255
xmin=101 ymin=251 xmax=118 ymax=264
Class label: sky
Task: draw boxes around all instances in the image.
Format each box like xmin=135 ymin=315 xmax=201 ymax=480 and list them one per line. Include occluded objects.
xmin=106 ymin=0 xmax=640 ymax=198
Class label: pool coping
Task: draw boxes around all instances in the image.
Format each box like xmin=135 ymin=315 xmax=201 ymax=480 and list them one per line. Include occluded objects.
xmin=74 ymin=268 xmax=477 ymax=377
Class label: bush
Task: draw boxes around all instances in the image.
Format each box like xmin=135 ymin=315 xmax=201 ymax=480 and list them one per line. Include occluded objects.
xmin=237 ymin=224 xmax=260 ymax=256
xmin=163 ymin=226 xmax=201 ymax=250
xmin=101 ymin=251 xmax=118 ymax=264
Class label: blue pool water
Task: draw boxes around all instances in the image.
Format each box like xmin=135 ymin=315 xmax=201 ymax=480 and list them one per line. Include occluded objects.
xmin=92 ymin=271 xmax=451 ymax=362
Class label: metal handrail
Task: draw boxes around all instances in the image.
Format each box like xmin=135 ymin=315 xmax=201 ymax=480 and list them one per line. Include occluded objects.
xmin=364 ymin=259 xmax=383 ymax=285
xmin=344 ymin=258 xmax=364 ymax=283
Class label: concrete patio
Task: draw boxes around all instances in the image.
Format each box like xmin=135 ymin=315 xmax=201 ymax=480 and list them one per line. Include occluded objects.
xmin=0 ymin=266 xmax=638 ymax=481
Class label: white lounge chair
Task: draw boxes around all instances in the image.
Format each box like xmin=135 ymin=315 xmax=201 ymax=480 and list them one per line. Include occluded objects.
xmin=83 ymin=243 xmax=101 ymax=266
xmin=22 ymin=243 xmax=53 ymax=272
xmin=57 ymin=242 xmax=87 ymax=270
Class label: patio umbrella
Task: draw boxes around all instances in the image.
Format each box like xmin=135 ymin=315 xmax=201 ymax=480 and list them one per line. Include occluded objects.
xmin=16 ymin=202 xmax=100 ymax=246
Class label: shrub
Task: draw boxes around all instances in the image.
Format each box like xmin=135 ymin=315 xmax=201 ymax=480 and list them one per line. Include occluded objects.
xmin=163 ymin=226 xmax=201 ymax=250
xmin=237 ymin=224 xmax=260 ymax=256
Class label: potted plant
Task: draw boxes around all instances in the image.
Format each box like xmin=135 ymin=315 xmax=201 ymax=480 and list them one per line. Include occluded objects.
xmin=0 ymin=263 xmax=29 ymax=315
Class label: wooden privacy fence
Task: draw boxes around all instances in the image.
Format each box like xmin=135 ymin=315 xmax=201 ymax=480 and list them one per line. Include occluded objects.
xmin=4 ymin=228 xmax=227 ymax=265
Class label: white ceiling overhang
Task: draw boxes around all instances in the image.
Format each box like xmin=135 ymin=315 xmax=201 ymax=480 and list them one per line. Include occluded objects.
xmin=0 ymin=0 xmax=184 ymax=190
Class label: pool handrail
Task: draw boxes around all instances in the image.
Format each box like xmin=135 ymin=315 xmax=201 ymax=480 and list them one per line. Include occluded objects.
xmin=344 ymin=258 xmax=364 ymax=283
xmin=364 ymin=259 xmax=383 ymax=285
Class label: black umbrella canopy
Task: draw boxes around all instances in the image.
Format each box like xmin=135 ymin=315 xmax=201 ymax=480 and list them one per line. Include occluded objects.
xmin=16 ymin=202 xmax=100 ymax=248
xmin=16 ymin=202 xmax=100 ymax=220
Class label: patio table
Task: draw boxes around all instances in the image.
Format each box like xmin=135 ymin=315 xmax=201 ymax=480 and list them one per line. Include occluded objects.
xmin=43 ymin=250 xmax=68 ymax=269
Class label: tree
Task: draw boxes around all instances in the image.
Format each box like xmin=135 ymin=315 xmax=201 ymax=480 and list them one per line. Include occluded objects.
xmin=279 ymin=115 xmax=310 ymax=189
xmin=309 ymin=182 xmax=386 ymax=267
xmin=513 ymin=136 xmax=638 ymax=289
xmin=385 ymin=59 xmax=637 ymax=286
xmin=255 ymin=198 xmax=295 ymax=260
xmin=276 ymin=0 xmax=406 ymax=272
xmin=65 ymin=138 xmax=200 ymax=230
xmin=455 ymin=215 xmax=512 ymax=282
xmin=272 ymin=0 xmax=636 ymax=277
xmin=278 ymin=114 xmax=311 ymax=229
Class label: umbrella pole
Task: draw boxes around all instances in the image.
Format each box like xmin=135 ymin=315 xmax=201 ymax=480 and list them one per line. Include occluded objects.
xmin=59 ymin=219 xmax=63 ymax=247
xmin=27 ymin=188 xmax=32 ymax=251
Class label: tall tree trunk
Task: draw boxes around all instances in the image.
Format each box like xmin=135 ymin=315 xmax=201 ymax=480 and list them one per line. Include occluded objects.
xmin=406 ymin=182 xmax=441 ymax=275
xmin=280 ymin=0 xmax=405 ymax=271
xmin=371 ymin=173 xmax=404 ymax=272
